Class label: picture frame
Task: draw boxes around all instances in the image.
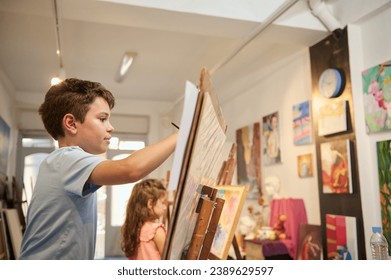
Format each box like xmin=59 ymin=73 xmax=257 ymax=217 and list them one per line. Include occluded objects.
xmin=362 ymin=60 xmax=391 ymax=133
xmin=210 ymin=185 xmax=248 ymax=260
xmin=236 ymin=123 xmax=261 ymax=200
xmin=320 ymin=139 xmax=353 ymax=194
xmin=376 ymin=139 xmax=391 ymax=251
xmin=262 ymin=111 xmax=281 ymax=165
xmin=325 ymin=214 xmax=358 ymax=260
xmin=297 ymin=224 xmax=322 ymax=260
xmin=318 ymin=100 xmax=348 ymax=136
xmin=0 ymin=116 xmax=10 ymax=176
xmin=292 ymin=100 xmax=312 ymax=145
xmin=297 ymin=153 xmax=313 ymax=178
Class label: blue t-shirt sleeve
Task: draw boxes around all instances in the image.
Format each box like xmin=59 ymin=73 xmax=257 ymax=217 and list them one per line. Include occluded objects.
xmin=59 ymin=147 xmax=105 ymax=197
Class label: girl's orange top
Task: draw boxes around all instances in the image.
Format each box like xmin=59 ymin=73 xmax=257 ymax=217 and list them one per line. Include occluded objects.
xmin=128 ymin=221 xmax=166 ymax=260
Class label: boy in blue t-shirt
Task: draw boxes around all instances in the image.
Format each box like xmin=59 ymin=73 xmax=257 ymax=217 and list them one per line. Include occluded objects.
xmin=19 ymin=78 xmax=178 ymax=259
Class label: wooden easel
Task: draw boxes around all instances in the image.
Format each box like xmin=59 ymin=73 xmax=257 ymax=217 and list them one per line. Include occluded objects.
xmin=185 ymin=185 xmax=223 ymax=260
xmin=217 ymin=143 xmax=237 ymax=185
xmin=185 ymin=186 xmax=243 ymax=260
xmin=213 ymin=142 xmax=243 ymax=260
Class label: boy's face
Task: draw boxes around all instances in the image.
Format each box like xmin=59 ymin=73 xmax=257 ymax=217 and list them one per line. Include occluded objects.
xmin=75 ymin=97 xmax=114 ymax=154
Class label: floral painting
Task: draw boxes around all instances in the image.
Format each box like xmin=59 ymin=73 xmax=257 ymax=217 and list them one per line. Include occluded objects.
xmin=376 ymin=140 xmax=391 ymax=252
xmin=292 ymin=100 xmax=312 ymax=145
xmin=320 ymin=139 xmax=352 ymax=194
xmin=362 ymin=60 xmax=391 ymax=133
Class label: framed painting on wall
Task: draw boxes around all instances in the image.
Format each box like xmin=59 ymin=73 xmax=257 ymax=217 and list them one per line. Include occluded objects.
xmin=262 ymin=112 xmax=281 ymax=165
xmin=362 ymin=60 xmax=391 ymax=133
xmin=318 ymin=100 xmax=348 ymax=136
xmin=297 ymin=224 xmax=322 ymax=260
xmin=236 ymin=123 xmax=261 ymax=200
xmin=0 ymin=116 xmax=10 ymax=176
xmin=376 ymin=139 xmax=391 ymax=251
xmin=210 ymin=185 xmax=248 ymax=260
xmin=325 ymin=214 xmax=358 ymax=260
xmin=320 ymin=139 xmax=353 ymax=194
xmin=292 ymin=100 xmax=312 ymax=145
xmin=297 ymin=153 xmax=313 ymax=178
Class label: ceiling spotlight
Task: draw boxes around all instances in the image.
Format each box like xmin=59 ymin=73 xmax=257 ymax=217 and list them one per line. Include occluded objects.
xmin=116 ymin=51 xmax=137 ymax=83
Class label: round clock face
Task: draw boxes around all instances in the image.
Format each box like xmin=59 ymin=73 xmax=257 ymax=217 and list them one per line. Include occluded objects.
xmin=318 ymin=68 xmax=345 ymax=98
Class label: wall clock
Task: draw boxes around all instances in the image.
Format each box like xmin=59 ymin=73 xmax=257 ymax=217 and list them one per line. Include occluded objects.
xmin=318 ymin=68 xmax=345 ymax=98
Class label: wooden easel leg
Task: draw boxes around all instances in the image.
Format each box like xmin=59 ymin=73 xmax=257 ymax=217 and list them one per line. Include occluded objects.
xmin=232 ymin=234 xmax=243 ymax=260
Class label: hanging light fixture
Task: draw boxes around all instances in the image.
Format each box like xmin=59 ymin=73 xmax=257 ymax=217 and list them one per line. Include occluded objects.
xmin=51 ymin=0 xmax=66 ymax=86
xmin=115 ymin=51 xmax=137 ymax=83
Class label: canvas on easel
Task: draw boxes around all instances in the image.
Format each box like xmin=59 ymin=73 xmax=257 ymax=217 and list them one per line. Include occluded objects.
xmin=162 ymin=68 xmax=227 ymax=260
xmin=209 ymin=185 xmax=248 ymax=260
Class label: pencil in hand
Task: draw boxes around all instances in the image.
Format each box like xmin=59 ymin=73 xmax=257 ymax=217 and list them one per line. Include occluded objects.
xmin=171 ymin=122 xmax=180 ymax=130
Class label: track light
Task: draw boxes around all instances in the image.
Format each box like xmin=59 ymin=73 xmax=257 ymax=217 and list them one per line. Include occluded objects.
xmin=50 ymin=0 xmax=66 ymax=86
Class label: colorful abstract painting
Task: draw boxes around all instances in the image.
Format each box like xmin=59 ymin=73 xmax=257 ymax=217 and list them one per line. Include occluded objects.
xmin=326 ymin=214 xmax=358 ymax=260
xmin=262 ymin=112 xmax=281 ymax=165
xmin=210 ymin=185 xmax=248 ymax=260
xmin=362 ymin=60 xmax=391 ymax=133
xmin=320 ymin=139 xmax=352 ymax=194
xmin=0 ymin=116 xmax=10 ymax=176
xmin=292 ymin=100 xmax=312 ymax=145
xmin=297 ymin=153 xmax=313 ymax=178
xmin=318 ymin=100 xmax=348 ymax=136
xmin=236 ymin=123 xmax=261 ymax=200
xmin=376 ymin=140 xmax=391 ymax=252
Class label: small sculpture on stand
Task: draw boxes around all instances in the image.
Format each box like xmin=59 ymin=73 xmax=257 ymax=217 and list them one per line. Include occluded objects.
xmin=264 ymin=175 xmax=281 ymax=203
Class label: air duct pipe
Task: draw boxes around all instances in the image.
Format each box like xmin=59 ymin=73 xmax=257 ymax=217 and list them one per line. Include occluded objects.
xmin=309 ymin=0 xmax=342 ymax=32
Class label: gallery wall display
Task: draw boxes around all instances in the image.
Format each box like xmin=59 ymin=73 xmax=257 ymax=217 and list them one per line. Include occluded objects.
xmin=310 ymin=27 xmax=365 ymax=259
xmin=375 ymin=139 xmax=391 ymax=252
xmin=0 ymin=116 xmax=10 ymax=176
xmin=361 ymin=59 xmax=391 ymax=133
xmin=236 ymin=123 xmax=261 ymax=200
xmin=262 ymin=111 xmax=281 ymax=165
xmin=292 ymin=100 xmax=312 ymax=145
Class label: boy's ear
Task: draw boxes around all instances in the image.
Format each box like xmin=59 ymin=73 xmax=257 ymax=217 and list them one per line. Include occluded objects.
xmin=63 ymin=114 xmax=77 ymax=134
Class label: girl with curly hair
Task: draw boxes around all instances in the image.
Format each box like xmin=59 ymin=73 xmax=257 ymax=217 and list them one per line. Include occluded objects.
xmin=121 ymin=179 xmax=167 ymax=259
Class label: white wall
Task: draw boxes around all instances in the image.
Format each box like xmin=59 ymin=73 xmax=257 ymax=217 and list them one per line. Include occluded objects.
xmin=348 ymin=5 xmax=391 ymax=258
xmin=220 ymin=49 xmax=320 ymax=225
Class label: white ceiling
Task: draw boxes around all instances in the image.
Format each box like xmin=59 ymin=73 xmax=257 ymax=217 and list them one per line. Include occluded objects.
xmin=0 ymin=0 xmax=388 ymax=112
